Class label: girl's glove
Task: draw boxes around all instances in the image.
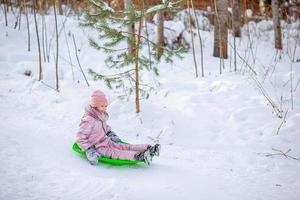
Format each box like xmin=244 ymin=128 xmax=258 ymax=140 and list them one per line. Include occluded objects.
xmin=106 ymin=131 xmax=122 ymax=143
xmin=86 ymin=147 xmax=102 ymax=165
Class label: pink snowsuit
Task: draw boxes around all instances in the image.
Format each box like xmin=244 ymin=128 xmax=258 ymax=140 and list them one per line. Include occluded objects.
xmin=76 ymin=106 xmax=149 ymax=160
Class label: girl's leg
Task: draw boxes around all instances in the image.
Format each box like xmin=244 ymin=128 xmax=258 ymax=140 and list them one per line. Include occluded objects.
xmin=97 ymin=147 xmax=138 ymax=160
xmin=110 ymin=142 xmax=149 ymax=152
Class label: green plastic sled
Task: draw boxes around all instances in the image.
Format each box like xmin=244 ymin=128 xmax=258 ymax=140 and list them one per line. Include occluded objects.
xmin=72 ymin=142 xmax=142 ymax=165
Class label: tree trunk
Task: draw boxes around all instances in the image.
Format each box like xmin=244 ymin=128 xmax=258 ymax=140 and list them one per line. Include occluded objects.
xmin=187 ymin=1 xmax=198 ymax=78
xmin=213 ymin=0 xmax=228 ymax=59
xmin=24 ymin=0 xmax=30 ymax=51
xmin=53 ymin=0 xmax=59 ymax=92
xmin=272 ymin=0 xmax=282 ymax=50
xmin=191 ymin=0 xmax=204 ymax=77
xmin=42 ymin=15 xmax=46 ymax=62
xmin=233 ymin=32 xmax=237 ymax=72
xmin=4 ymin=0 xmax=8 ymax=26
xmin=232 ymin=0 xmax=241 ymax=37
xmin=41 ymin=1 xmax=47 ymax=62
xmin=33 ymin=0 xmax=43 ymax=81
xmin=124 ymin=0 xmax=135 ymax=57
xmin=156 ymin=7 xmax=164 ymax=59
xmin=72 ymin=34 xmax=90 ymax=87
xmin=14 ymin=1 xmax=22 ymax=30
xmin=135 ymin=11 xmax=143 ymax=114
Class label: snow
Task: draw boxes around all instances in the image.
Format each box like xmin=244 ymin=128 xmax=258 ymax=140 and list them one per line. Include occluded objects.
xmin=1 ymin=8 xmax=300 ymax=200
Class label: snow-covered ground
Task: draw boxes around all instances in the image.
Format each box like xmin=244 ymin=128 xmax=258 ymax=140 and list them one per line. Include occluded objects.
xmin=0 ymin=9 xmax=300 ymax=200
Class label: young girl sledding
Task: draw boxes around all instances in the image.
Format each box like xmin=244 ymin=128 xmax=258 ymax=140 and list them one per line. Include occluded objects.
xmin=76 ymin=90 xmax=160 ymax=165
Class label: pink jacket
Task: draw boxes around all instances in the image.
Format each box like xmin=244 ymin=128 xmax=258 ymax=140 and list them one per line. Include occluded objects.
xmin=76 ymin=106 xmax=112 ymax=151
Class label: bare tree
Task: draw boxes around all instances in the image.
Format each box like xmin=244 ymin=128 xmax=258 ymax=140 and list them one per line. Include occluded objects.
xmin=42 ymin=14 xmax=47 ymax=62
xmin=213 ymin=0 xmax=228 ymax=59
xmin=63 ymin=25 xmax=75 ymax=82
xmin=3 ymin=0 xmax=8 ymax=26
xmin=233 ymin=31 xmax=237 ymax=72
xmin=14 ymin=0 xmax=22 ymax=30
xmin=53 ymin=0 xmax=59 ymax=92
xmin=232 ymin=0 xmax=241 ymax=72
xmin=72 ymin=34 xmax=90 ymax=87
xmin=272 ymin=0 xmax=282 ymax=50
xmin=24 ymin=0 xmax=30 ymax=51
xmin=33 ymin=0 xmax=43 ymax=81
xmin=187 ymin=0 xmax=198 ymax=78
xmin=156 ymin=1 xmax=164 ymax=59
xmin=44 ymin=14 xmax=49 ymax=62
xmin=191 ymin=0 xmax=204 ymax=77
xmin=36 ymin=0 xmax=49 ymax=62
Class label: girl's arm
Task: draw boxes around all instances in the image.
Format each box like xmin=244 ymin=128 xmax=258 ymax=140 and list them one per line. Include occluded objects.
xmin=76 ymin=119 xmax=95 ymax=151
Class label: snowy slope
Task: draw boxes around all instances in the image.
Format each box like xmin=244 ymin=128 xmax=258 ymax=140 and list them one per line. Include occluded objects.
xmin=0 ymin=10 xmax=300 ymax=200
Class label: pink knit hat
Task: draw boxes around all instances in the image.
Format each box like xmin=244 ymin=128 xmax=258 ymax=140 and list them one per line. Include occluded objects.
xmin=90 ymin=90 xmax=108 ymax=108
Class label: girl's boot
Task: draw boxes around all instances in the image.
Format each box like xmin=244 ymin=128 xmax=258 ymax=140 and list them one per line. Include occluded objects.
xmin=148 ymin=144 xmax=161 ymax=157
xmin=135 ymin=149 xmax=152 ymax=165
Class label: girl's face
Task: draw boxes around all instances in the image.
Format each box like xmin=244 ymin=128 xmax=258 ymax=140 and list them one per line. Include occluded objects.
xmin=96 ymin=104 xmax=108 ymax=112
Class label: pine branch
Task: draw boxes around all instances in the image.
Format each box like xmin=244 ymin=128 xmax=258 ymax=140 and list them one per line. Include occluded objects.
xmin=82 ymin=0 xmax=186 ymax=104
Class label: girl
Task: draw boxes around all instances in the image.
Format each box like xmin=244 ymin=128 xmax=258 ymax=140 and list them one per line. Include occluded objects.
xmin=76 ymin=90 xmax=160 ymax=165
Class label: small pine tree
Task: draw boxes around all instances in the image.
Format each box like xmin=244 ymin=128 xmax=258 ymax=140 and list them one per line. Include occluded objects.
xmin=82 ymin=0 xmax=187 ymax=112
